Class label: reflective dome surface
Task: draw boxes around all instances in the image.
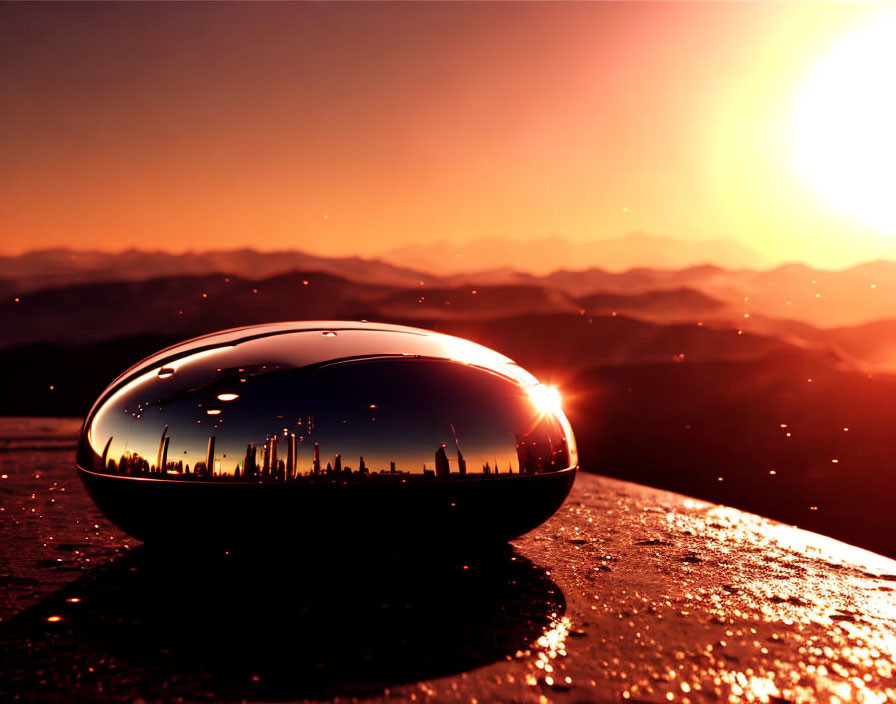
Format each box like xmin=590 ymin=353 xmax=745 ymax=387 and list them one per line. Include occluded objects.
xmin=76 ymin=321 xmax=578 ymax=546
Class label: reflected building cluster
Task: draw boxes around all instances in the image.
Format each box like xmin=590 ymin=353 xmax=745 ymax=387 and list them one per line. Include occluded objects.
xmin=514 ymin=429 xmax=570 ymax=475
xmin=78 ymin=324 xmax=578 ymax=489
xmin=90 ymin=418 xmax=570 ymax=484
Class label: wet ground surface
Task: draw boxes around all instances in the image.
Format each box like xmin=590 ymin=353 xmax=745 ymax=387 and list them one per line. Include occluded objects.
xmin=2 ymin=418 xmax=896 ymax=703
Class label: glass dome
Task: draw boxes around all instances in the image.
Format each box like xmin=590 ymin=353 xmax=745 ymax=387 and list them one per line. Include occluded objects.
xmin=76 ymin=321 xmax=578 ymax=547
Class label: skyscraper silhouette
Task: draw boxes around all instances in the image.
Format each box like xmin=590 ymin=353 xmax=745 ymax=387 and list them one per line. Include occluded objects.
xmin=313 ymin=442 xmax=321 ymax=475
xmin=206 ymin=436 xmax=216 ymax=478
xmin=286 ymin=432 xmax=296 ymax=480
xmin=243 ymin=442 xmax=256 ymax=478
xmin=156 ymin=424 xmax=168 ymax=473
xmin=262 ymin=437 xmax=271 ymax=477
xmin=161 ymin=435 xmax=169 ymax=474
xmin=101 ymin=436 xmax=113 ymax=472
xmin=449 ymin=423 xmax=466 ymax=476
xmin=435 ymin=444 xmax=450 ymax=478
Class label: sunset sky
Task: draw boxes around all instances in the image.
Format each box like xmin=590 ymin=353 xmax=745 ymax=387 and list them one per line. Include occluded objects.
xmin=2 ymin=2 xmax=895 ymax=268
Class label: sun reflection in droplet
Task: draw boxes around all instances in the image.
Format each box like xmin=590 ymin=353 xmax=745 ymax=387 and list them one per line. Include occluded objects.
xmin=527 ymin=385 xmax=563 ymax=416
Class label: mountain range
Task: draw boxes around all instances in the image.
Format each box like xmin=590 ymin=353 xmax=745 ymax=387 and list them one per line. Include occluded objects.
xmin=0 ymin=248 xmax=430 ymax=294
xmin=0 ymin=234 xmax=768 ymax=291
xmin=4 ymin=245 xmax=896 ymax=555
xmin=380 ymin=233 xmax=769 ymax=275
xmin=4 ymin=246 xmax=896 ymax=329
xmin=4 ymin=247 xmax=896 ymax=370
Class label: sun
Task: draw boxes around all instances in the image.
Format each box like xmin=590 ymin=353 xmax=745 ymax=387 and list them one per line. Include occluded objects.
xmin=793 ymin=13 xmax=896 ymax=234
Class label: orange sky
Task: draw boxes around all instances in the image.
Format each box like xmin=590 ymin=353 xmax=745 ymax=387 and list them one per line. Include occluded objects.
xmin=1 ymin=2 xmax=894 ymax=267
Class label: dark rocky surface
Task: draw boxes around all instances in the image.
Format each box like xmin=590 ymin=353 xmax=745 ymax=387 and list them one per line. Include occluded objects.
xmin=2 ymin=418 xmax=896 ymax=703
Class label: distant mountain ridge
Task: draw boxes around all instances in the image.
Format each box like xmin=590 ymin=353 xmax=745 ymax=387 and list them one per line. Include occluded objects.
xmin=0 ymin=248 xmax=436 ymax=294
xmin=380 ymin=233 xmax=769 ymax=275
xmin=2 ymin=265 xmax=889 ymax=374
xmin=5 ymin=247 xmax=896 ymax=330
xmin=0 ymin=270 xmax=737 ymax=352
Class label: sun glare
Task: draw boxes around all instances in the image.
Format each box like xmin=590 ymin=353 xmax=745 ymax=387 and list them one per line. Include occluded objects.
xmin=528 ymin=384 xmax=563 ymax=416
xmin=793 ymin=13 xmax=896 ymax=234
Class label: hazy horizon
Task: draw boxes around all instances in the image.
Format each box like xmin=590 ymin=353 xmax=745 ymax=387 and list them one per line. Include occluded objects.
xmin=7 ymin=234 xmax=896 ymax=277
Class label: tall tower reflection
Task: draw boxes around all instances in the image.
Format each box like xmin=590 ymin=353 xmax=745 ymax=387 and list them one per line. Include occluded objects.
xmin=243 ymin=443 xmax=256 ymax=479
xmin=161 ymin=435 xmax=170 ymax=474
xmin=435 ymin=444 xmax=450 ymax=478
xmin=156 ymin=424 xmax=169 ymax=474
xmin=262 ymin=435 xmax=279 ymax=479
xmin=101 ymin=436 xmax=113 ymax=472
xmin=449 ymin=423 xmax=466 ymax=476
xmin=286 ymin=432 xmax=296 ymax=481
xmin=206 ymin=436 xmax=216 ymax=478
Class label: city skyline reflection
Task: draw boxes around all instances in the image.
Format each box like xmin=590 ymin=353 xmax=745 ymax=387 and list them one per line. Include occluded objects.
xmin=78 ymin=323 xmax=577 ymax=485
